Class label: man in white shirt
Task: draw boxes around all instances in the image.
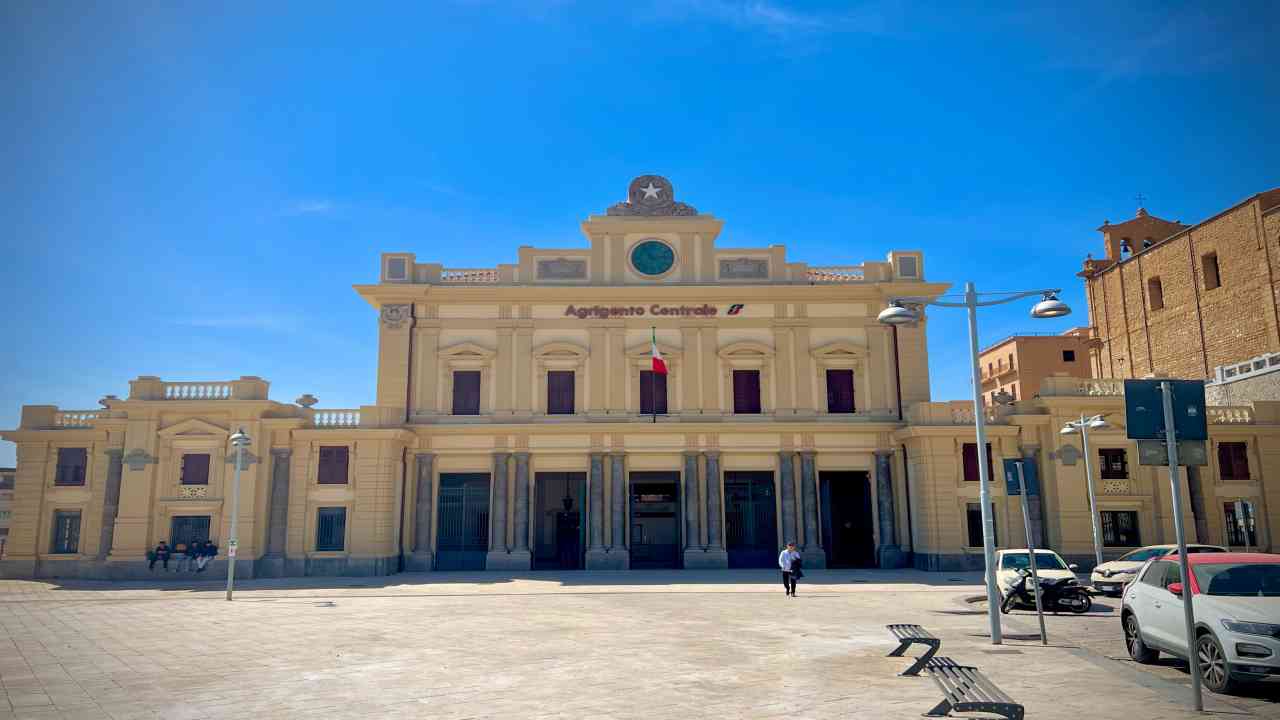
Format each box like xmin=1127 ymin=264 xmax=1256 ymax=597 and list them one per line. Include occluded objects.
xmin=778 ymin=542 xmax=802 ymax=596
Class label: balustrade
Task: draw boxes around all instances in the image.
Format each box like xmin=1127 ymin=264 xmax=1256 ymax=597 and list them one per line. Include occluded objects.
xmin=806 ymin=266 xmax=865 ymax=283
xmin=54 ymin=411 xmax=102 ymax=428
xmin=312 ymin=409 xmax=361 ymax=428
xmin=163 ymin=382 xmax=232 ymax=400
xmin=1208 ymin=406 xmax=1254 ymax=424
xmin=440 ymin=268 xmax=499 ymax=283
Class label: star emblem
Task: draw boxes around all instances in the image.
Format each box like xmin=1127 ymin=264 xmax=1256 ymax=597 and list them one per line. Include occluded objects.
xmin=640 ymin=182 xmax=661 ymax=200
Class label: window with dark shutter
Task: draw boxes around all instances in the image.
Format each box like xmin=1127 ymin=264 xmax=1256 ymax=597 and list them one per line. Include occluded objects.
xmin=180 ymin=454 xmax=210 ymax=485
xmin=317 ymin=446 xmax=350 ymax=484
xmin=316 ymin=507 xmax=346 ymax=551
xmin=966 ymin=504 xmax=996 ymax=547
xmin=639 ymin=371 xmax=668 ymax=415
xmin=1098 ymin=448 xmax=1128 ymax=479
xmin=547 ymin=371 xmax=575 ymax=414
xmin=452 ymin=371 xmax=481 ymax=415
xmin=1218 ymin=442 xmax=1249 ymax=480
xmin=962 ymin=443 xmax=994 ymax=482
xmin=825 ymin=369 xmax=855 ymax=413
xmin=732 ymin=370 xmax=762 ymax=414
xmin=54 ymin=448 xmax=87 ymax=486
xmin=51 ymin=511 xmax=81 ymax=553
xmin=1101 ymin=510 xmax=1141 ymax=546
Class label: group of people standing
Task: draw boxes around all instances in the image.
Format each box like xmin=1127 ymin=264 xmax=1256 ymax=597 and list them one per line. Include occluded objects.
xmin=147 ymin=539 xmax=219 ymax=572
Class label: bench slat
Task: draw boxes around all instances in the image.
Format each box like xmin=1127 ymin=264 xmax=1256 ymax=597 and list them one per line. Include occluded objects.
xmin=923 ymin=656 xmax=1023 ymax=720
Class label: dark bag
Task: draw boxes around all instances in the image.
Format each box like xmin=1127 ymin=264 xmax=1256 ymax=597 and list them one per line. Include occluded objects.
xmin=792 ymin=557 xmax=804 ymax=579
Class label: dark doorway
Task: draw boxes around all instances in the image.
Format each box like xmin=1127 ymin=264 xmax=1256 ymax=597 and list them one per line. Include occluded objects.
xmin=629 ymin=471 xmax=681 ymax=569
xmin=725 ymin=471 xmax=778 ymax=568
xmin=534 ymin=472 xmax=586 ymax=570
xmin=820 ymin=471 xmax=875 ymax=568
xmin=435 ymin=473 xmax=490 ymax=571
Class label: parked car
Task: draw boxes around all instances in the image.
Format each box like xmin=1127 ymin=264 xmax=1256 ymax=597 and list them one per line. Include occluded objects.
xmin=1122 ymin=552 xmax=1280 ymax=694
xmin=1092 ymin=544 xmax=1227 ymax=596
xmin=995 ymin=549 xmax=1079 ymax=607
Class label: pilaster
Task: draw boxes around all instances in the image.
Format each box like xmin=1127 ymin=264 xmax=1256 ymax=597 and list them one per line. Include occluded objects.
xmin=585 ymin=452 xmax=612 ymax=569
xmin=96 ymin=449 xmax=124 ymax=561
xmin=257 ymin=448 xmax=291 ymax=577
xmin=686 ymin=451 xmax=727 ymax=568
xmin=874 ymin=449 xmax=908 ymax=568
xmin=778 ymin=451 xmax=798 ymax=545
xmin=506 ymin=451 xmax=533 ymax=569
xmin=799 ymin=450 xmax=826 ymax=568
xmin=608 ymin=453 xmax=628 ymax=569
xmin=407 ymin=452 xmax=435 ymax=571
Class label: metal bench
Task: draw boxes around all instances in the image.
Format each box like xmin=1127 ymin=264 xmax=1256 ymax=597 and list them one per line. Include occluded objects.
xmin=923 ymin=656 xmax=1024 ymax=720
xmin=886 ymin=623 xmax=941 ymax=676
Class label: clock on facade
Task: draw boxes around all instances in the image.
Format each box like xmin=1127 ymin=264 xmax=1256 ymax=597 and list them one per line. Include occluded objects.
xmin=630 ymin=239 xmax=676 ymax=276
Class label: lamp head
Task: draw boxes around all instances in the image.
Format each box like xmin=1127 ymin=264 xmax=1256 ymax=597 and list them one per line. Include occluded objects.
xmin=1031 ymin=292 xmax=1071 ymax=319
xmin=229 ymin=427 xmax=251 ymax=447
xmin=1087 ymin=417 xmax=1110 ymax=429
xmin=877 ymin=302 xmax=918 ymax=326
xmin=1059 ymin=425 xmax=1079 ymax=435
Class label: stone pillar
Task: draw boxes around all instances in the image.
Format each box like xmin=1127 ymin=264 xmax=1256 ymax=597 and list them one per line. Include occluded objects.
xmin=682 ymin=452 xmax=701 ymax=552
xmin=256 ymin=449 xmax=291 ymax=576
xmin=407 ymin=452 xmax=434 ymax=571
xmin=607 ymin=453 xmax=628 ymax=569
xmin=585 ymin=452 xmax=610 ymax=569
xmin=507 ymin=452 xmax=532 ymax=569
xmin=692 ymin=450 xmax=728 ymax=568
xmin=874 ymin=450 xmax=908 ymax=568
xmin=1020 ymin=445 xmax=1045 ymax=549
xmin=97 ymin=449 xmax=124 ymax=562
xmin=485 ymin=452 xmax=511 ymax=568
xmin=799 ymin=450 xmax=825 ymax=568
xmin=778 ymin=451 xmax=798 ymax=545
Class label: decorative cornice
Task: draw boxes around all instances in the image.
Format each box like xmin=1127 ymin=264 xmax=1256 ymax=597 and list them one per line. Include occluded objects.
xmin=122 ymin=449 xmax=156 ymax=471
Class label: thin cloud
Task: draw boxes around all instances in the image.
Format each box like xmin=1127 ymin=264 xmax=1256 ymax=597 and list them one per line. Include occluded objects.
xmin=280 ymin=200 xmax=336 ymax=216
xmin=642 ymin=0 xmax=898 ymax=38
xmin=174 ymin=314 xmax=301 ymax=332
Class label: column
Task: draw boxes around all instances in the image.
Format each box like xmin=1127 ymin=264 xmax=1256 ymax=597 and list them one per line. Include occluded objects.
xmin=486 ymin=452 xmax=511 ymax=567
xmin=97 ymin=449 xmax=124 ymax=562
xmin=1020 ymin=445 xmax=1045 ymax=549
xmin=408 ymin=452 xmax=434 ymax=571
xmin=875 ymin=449 xmax=908 ymax=568
xmin=585 ymin=452 xmax=610 ymax=569
xmin=799 ymin=450 xmax=825 ymax=568
xmin=682 ymin=452 xmax=701 ymax=553
xmin=509 ymin=452 xmax=532 ymax=568
xmin=704 ymin=451 xmax=723 ymax=551
xmin=257 ymin=449 xmax=291 ymax=576
xmin=778 ymin=451 xmax=798 ymax=545
xmin=604 ymin=452 xmax=628 ymax=569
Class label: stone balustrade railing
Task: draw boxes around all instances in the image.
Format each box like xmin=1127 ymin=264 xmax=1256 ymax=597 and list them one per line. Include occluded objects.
xmin=127 ymin=376 xmax=270 ymax=401
xmin=312 ymin=409 xmax=361 ymax=428
xmin=54 ymin=410 xmax=103 ymax=428
xmin=163 ymin=382 xmax=232 ymax=400
xmin=1038 ymin=377 xmax=1124 ymax=397
xmin=906 ymin=401 xmax=1010 ymax=425
xmin=440 ymin=268 xmax=500 ymax=283
xmin=1208 ymin=406 xmax=1254 ymax=424
xmin=806 ymin=266 xmax=865 ymax=283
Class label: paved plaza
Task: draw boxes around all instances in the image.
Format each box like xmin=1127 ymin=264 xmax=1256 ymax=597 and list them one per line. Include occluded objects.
xmin=0 ymin=570 xmax=1276 ymax=719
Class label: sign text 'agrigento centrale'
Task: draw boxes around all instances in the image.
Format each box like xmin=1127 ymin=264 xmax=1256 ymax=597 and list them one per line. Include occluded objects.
xmin=563 ymin=304 xmax=744 ymax=319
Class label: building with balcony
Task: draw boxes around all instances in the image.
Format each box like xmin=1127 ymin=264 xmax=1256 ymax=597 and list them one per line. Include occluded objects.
xmin=1 ymin=175 xmax=1278 ymax=579
xmin=977 ymin=328 xmax=1096 ymax=406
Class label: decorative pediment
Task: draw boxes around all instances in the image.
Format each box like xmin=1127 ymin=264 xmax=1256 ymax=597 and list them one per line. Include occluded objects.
xmin=533 ymin=341 xmax=588 ymax=370
xmin=811 ymin=341 xmax=869 ymax=361
xmin=439 ymin=341 xmax=496 ymax=360
xmin=626 ymin=342 xmax=683 ymax=360
xmin=158 ymin=418 xmax=230 ymax=439
xmin=717 ymin=341 xmax=774 ymax=359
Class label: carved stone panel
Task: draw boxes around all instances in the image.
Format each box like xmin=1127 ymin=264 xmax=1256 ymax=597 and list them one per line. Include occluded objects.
xmin=123 ymin=449 xmax=156 ymax=472
xmin=380 ymin=304 xmax=411 ymax=329
xmin=719 ymin=257 xmax=769 ymax=280
xmin=606 ymin=175 xmax=698 ymax=216
xmin=536 ymin=257 xmax=587 ymax=280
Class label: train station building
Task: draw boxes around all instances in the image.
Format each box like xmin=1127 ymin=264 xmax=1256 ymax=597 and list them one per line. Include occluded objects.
xmin=3 ymin=176 xmax=1279 ymax=580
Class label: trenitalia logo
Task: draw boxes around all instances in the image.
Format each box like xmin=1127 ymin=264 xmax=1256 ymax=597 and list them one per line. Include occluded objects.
xmin=563 ymin=304 xmax=745 ymax=320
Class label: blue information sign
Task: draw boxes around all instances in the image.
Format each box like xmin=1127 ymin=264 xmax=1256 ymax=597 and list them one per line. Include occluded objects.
xmin=1003 ymin=458 xmax=1038 ymax=496
xmin=1124 ymin=379 xmax=1208 ymax=441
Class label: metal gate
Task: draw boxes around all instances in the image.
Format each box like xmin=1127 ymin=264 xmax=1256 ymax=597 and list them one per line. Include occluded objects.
xmin=169 ymin=515 xmax=211 ymax=553
xmin=435 ymin=473 xmax=490 ymax=571
xmin=725 ymin=471 xmax=778 ymax=568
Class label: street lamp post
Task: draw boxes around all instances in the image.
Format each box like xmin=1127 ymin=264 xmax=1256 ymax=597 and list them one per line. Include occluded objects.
xmin=879 ymin=282 xmax=1070 ymax=645
xmin=1061 ymin=414 xmax=1110 ymax=570
xmin=226 ymin=427 xmax=250 ymax=601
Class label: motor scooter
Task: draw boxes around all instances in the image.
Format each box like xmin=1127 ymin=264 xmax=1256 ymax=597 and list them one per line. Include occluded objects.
xmin=1000 ymin=567 xmax=1092 ymax=614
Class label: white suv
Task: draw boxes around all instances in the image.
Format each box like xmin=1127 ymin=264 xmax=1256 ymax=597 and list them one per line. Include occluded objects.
xmin=1122 ymin=553 xmax=1280 ymax=694
xmin=1092 ymin=544 xmax=1226 ymax=596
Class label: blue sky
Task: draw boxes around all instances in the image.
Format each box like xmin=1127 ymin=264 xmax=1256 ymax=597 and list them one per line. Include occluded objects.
xmin=2 ymin=1 xmax=1277 ymax=466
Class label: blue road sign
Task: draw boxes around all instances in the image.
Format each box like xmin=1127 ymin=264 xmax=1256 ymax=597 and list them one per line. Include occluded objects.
xmin=1124 ymin=379 xmax=1207 ymax=441
xmin=1003 ymin=458 xmax=1039 ymax=496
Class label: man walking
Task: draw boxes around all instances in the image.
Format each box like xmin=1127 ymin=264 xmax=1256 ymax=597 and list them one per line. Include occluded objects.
xmin=778 ymin=541 xmax=802 ymax=597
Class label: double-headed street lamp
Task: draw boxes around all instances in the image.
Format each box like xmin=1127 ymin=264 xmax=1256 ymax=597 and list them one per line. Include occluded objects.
xmin=879 ymin=282 xmax=1070 ymax=645
xmin=226 ymin=427 xmax=250 ymax=601
xmin=1061 ymin=414 xmax=1110 ymax=570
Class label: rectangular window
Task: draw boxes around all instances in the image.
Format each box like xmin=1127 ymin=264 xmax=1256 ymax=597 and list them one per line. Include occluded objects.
xmin=1007 ymin=353 xmax=1014 ymax=370
xmin=317 ymin=446 xmax=350 ymax=485
xmin=169 ymin=515 xmax=211 ymax=551
xmin=316 ymin=507 xmax=347 ymax=551
xmin=180 ymin=454 xmax=210 ymax=485
xmin=0 ymin=473 xmax=15 ymax=490
xmin=1147 ymin=277 xmax=1164 ymax=310
xmin=732 ymin=369 xmax=762 ymax=414
xmin=1100 ymin=510 xmax=1141 ymax=546
xmin=966 ymin=503 xmax=996 ymax=547
xmin=547 ymin=371 xmax=575 ymax=414
xmin=451 ymin=370 xmax=481 ymax=415
xmin=639 ymin=370 xmax=668 ymax=415
xmin=962 ymin=443 xmax=994 ymax=482
xmin=50 ymin=511 xmax=80 ymax=554
xmin=1202 ymin=252 xmax=1220 ymax=290
xmin=54 ymin=448 xmax=87 ymax=486
xmin=1062 ymin=350 xmax=1076 ymax=362
xmin=1217 ymin=442 xmax=1249 ymax=480
xmin=825 ymin=369 xmax=855 ymax=413
xmin=1224 ymin=502 xmax=1258 ymax=547
xmin=1098 ymin=448 xmax=1129 ymax=479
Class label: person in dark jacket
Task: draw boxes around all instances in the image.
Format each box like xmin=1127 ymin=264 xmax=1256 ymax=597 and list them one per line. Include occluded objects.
xmin=181 ymin=540 xmax=200 ymax=572
xmin=196 ymin=540 xmax=218 ymax=572
xmin=778 ymin=542 xmax=802 ymax=597
xmin=149 ymin=541 xmax=171 ymax=571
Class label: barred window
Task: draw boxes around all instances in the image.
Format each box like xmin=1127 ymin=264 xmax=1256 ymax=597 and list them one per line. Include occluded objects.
xmin=1101 ymin=510 xmax=1141 ymax=547
xmin=1099 ymin=448 xmax=1128 ymax=480
xmin=316 ymin=507 xmax=347 ymax=551
xmin=51 ymin=511 xmax=81 ymax=554
xmin=170 ymin=516 xmax=211 ymax=551
xmin=966 ymin=503 xmax=997 ymax=547
xmin=1224 ymin=502 xmax=1258 ymax=547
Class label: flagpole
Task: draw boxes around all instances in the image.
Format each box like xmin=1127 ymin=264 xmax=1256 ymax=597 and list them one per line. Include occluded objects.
xmin=651 ymin=326 xmax=657 ymax=423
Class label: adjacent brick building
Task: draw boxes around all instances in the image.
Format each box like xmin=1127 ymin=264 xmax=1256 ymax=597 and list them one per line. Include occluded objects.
xmin=978 ymin=328 xmax=1094 ymax=406
xmin=1080 ymin=189 xmax=1280 ymax=382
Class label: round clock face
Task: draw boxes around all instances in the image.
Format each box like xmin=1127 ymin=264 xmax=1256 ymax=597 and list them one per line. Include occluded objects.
xmin=630 ymin=239 xmax=676 ymax=276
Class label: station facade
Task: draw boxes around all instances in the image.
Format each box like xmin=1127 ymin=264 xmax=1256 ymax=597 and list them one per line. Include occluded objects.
xmin=3 ymin=176 xmax=1278 ymax=580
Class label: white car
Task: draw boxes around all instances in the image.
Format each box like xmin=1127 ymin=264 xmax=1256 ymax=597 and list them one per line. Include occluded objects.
xmin=996 ymin=549 xmax=1079 ymax=598
xmin=1123 ymin=553 xmax=1280 ymax=694
xmin=1092 ymin=544 xmax=1227 ymax=596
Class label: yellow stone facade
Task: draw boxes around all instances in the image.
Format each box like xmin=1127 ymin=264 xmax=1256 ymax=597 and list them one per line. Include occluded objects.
xmin=2 ymin=176 xmax=1277 ymax=579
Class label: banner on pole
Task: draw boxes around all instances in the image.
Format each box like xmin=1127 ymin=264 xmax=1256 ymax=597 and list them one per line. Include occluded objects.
xmin=1003 ymin=459 xmax=1039 ymax=496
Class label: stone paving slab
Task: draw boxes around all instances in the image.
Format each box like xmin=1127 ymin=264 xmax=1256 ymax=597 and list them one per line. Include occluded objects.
xmin=0 ymin=570 xmax=1269 ymax=718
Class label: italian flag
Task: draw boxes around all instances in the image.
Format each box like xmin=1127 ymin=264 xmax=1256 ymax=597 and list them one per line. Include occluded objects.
xmin=651 ymin=329 xmax=668 ymax=375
